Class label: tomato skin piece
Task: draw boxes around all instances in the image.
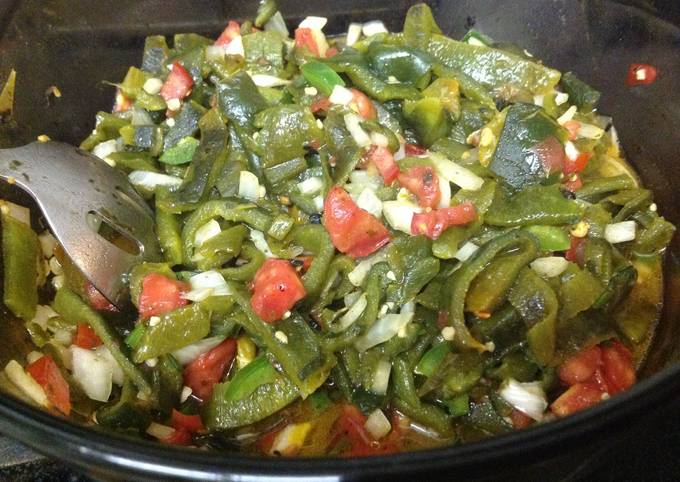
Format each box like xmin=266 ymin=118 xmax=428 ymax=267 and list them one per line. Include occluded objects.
xmin=625 ymin=63 xmax=658 ymax=86
xmin=565 ymin=235 xmax=585 ymax=265
xmin=558 ymin=345 xmax=602 ymax=385
xmin=563 ymin=174 xmax=583 ymax=192
xmin=510 ymin=409 xmax=534 ymax=430
xmin=295 ymin=28 xmax=321 ymax=57
xmin=171 ymin=409 xmax=204 ymax=433
xmin=138 ymin=273 xmax=189 ymax=320
xmin=563 ymin=151 xmax=592 ymax=175
xmin=534 ymin=136 xmax=565 ymax=174
xmin=26 ymin=355 xmax=71 ymax=416
xmin=323 ymin=187 xmax=391 ymax=258
xmin=550 ymin=382 xmax=605 ymax=417
xmin=310 ymin=96 xmax=332 ymax=114
xmin=366 ymin=145 xmax=399 ymax=185
xmin=74 ymin=323 xmax=103 ymax=350
xmin=85 ymin=281 xmax=118 ymax=312
xmin=398 ymin=166 xmax=441 ymax=208
xmin=160 ymin=62 xmax=193 ymax=102
xmin=183 ymin=338 xmax=236 ymax=400
xmin=601 ymin=341 xmax=636 ymax=395
xmin=215 ymin=20 xmax=240 ymax=46
xmin=404 ymin=143 xmax=427 ymax=156
xmin=251 ymin=259 xmax=306 ymax=323
xmin=349 ymin=88 xmax=377 ymax=120
xmin=411 ymin=202 xmax=477 ymax=240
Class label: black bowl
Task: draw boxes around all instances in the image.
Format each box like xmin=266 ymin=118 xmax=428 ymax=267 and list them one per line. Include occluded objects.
xmin=0 ymin=1 xmax=679 ymax=480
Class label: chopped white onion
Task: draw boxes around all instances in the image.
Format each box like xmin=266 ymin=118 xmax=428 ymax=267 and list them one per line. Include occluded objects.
xmin=564 ymin=140 xmax=580 ymax=161
xmin=4 ymin=360 xmax=49 ymax=408
xmin=264 ymin=11 xmax=288 ymax=36
xmin=129 ymin=171 xmax=182 ymax=190
xmin=356 ymin=188 xmax=383 ymax=218
xmin=370 ymin=132 xmax=389 ymax=148
xmin=328 ymin=85 xmax=354 ymax=105
xmin=365 ymin=408 xmax=391 ymax=439
xmin=146 ymin=422 xmax=176 ymax=440
xmin=250 ymin=74 xmax=292 ymax=87
xmin=205 ymin=45 xmax=226 ymax=62
xmin=604 ymin=221 xmax=637 ymax=244
xmin=298 ymin=16 xmax=328 ymax=30
xmin=438 ymin=175 xmax=451 ymax=208
xmin=382 ymin=200 xmax=422 ymax=234
xmin=333 ymin=293 xmax=367 ymax=333
xmin=26 ymin=351 xmax=44 ymax=364
xmin=71 ymin=346 xmax=113 ymax=402
xmin=362 ymin=20 xmax=388 ymax=37
xmin=554 ymin=92 xmax=569 ymax=105
xmin=30 ymin=305 xmax=59 ymax=330
xmin=185 ymin=270 xmax=232 ymax=301
xmin=346 ymin=22 xmax=362 ymax=46
xmin=355 ymin=312 xmax=414 ymax=352
xmin=92 ymin=139 xmax=119 ymax=163
xmin=238 ymin=170 xmax=262 ymax=201
xmin=577 ymin=122 xmax=605 ymax=140
xmin=370 ymin=359 xmax=391 ymax=396
xmin=95 ymin=346 xmax=124 ymax=386
xmin=131 ymin=108 xmax=153 ymax=126
xmin=348 ymin=251 xmax=386 ymax=286
xmin=344 ymin=113 xmax=372 ymax=148
xmin=224 ymin=35 xmax=245 ymax=57
xmin=429 ymin=153 xmax=484 ymax=191
xmin=270 ymin=422 xmax=311 ymax=456
xmin=533 ymin=94 xmax=544 ymax=107
xmin=194 ymin=219 xmax=221 ymax=247
xmin=530 ymin=256 xmax=569 ymax=277
xmin=499 ymin=378 xmax=548 ymax=421
xmin=172 ymin=336 xmax=226 ymax=365
xmin=297 ymin=176 xmax=324 ymax=196
xmin=313 ymin=195 xmax=325 ymax=212
xmin=38 ymin=232 xmax=57 ymax=258
xmin=53 ymin=328 xmax=73 ymax=346
xmin=557 ymin=105 xmax=577 ymax=125
xmin=250 ymin=229 xmax=275 ymax=258
xmin=142 ymin=77 xmax=163 ymax=95
xmin=454 ymin=241 xmax=479 ymax=262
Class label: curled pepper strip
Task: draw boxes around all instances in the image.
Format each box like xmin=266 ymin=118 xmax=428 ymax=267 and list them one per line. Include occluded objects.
xmin=446 ymin=230 xmax=539 ymax=352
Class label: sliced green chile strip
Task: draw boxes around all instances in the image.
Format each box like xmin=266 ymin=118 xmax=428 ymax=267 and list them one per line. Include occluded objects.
xmin=575 ymin=174 xmax=637 ymax=201
xmin=181 ymin=199 xmax=271 ymax=267
xmin=52 ymin=288 xmax=153 ymax=400
xmin=2 ymin=213 xmax=38 ymax=320
xmin=486 ymin=185 xmax=583 ymax=227
xmin=446 ymin=230 xmax=539 ymax=352
xmin=155 ymin=201 xmax=183 ymax=266
xmin=289 ymin=225 xmax=335 ymax=303
xmin=219 ymin=242 xmax=265 ymax=281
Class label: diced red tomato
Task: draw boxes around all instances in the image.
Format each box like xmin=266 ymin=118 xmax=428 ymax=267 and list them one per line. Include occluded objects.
xmin=550 ymin=382 xmax=605 ymax=417
xmin=138 ymin=273 xmax=189 ymax=320
xmin=310 ymin=96 xmax=332 ymax=114
xmin=325 ymin=46 xmax=339 ymax=58
xmin=25 ymin=355 xmax=71 ymax=416
xmin=74 ymin=323 xmax=102 ymax=350
xmin=563 ymin=151 xmax=592 ymax=175
xmin=349 ymin=88 xmax=377 ymax=120
xmin=160 ymin=62 xmax=193 ymax=102
xmin=625 ymin=63 xmax=658 ymax=86
xmin=565 ymin=235 xmax=585 ymax=265
xmin=563 ymin=174 xmax=583 ymax=192
xmin=398 ymin=166 xmax=441 ymax=208
xmin=365 ymin=145 xmax=399 ymax=185
xmin=214 ymin=20 xmax=240 ymax=46
xmin=295 ymin=28 xmax=321 ymax=57
xmin=293 ymin=255 xmax=314 ymax=274
xmin=563 ymin=120 xmax=581 ymax=141
xmin=183 ymin=338 xmax=236 ymax=400
xmin=411 ymin=202 xmax=477 ymax=240
xmin=601 ymin=341 xmax=636 ymax=395
xmin=534 ymin=136 xmax=565 ymax=175
xmin=113 ymin=89 xmax=132 ymax=113
xmin=257 ymin=425 xmax=284 ymax=454
xmin=84 ymin=281 xmax=119 ymax=312
xmin=558 ymin=345 xmax=602 ymax=385
xmin=510 ymin=409 xmax=534 ymax=430
xmin=323 ymin=186 xmax=391 ymax=258
xmin=332 ymin=404 xmax=398 ymax=456
xmin=171 ymin=409 xmax=204 ymax=433
xmin=251 ymin=259 xmax=307 ymax=323
xmin=404 ymin=143 xmax=427 ymax=156
xmin=162 ymin=428 xmax=193 ymax=446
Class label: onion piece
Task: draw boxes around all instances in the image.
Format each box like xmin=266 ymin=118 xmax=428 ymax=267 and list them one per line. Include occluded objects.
xmin=71 ymin=346 xmax=113 ymax=402
xmin=564 ymin=140 xmax=580 ymax=161
xmin=346 ymin=23 xmax=362 ymax=46
xmin=577 ymin=122 xmax=605 ymax=140
xmin=370 ymin=359 xmax=391 ymax=396
xmin=250 ymin=74 xmax=292 ymax=87
xmin=454 ymin=241 xmax=479 ymax=262
xmin=365 ymin=408 xmax=391 ymax=439
xmin=333 ymin=294 xmax=367 ymax=333
xmin=194 ymin=219 xmax=221 ymax=247
xmin=530 ymin=256 xmax=569 ymax=278
xmin=298 ymin=16 xmax=328 ymax=30
xmin=438 ymin=175 xmax=451 ymax=208
xmin=250 ymin=230 xmax=275 ymax=258
xmin=356 ymin=188 xmax=383 ymax=218
xmin=264 ymin=11 xmax=288 ymax=36
xmin=429 ymin=153 xmax=484 ymax=191
xmin=30 ymin=304 xmax=59 ymax=331
xmin=238 ymin=170 xmax=262 ymax=201
xmin=4 ymin=360 xmax=49 ymax=408
xmin=355 ymin=312 xmax=414 ymax=352
xmin=344 ymin=113 xmax=372 ymax=148
xmin=557 ymin=105 xmax=577 ymax=125
xmin=297 ymin=176 xmax=324 ymax=196
xmin=129 ymin=171 xmax=182 ymax=190
xmin=604 ymin=221 xmax=636 ymax=244
xmin=92 ymin=139 xmax=119 ymax=164
xmin=348 ymin=252 xmax=386 ymax=286
xmin=183 ymin=270 xmax=232 ymax=302
xmin=269 ymin=422 xmax=312 ymax=456
xmin=554 ymin=92 xmax=569 ymax=105
xmin=172 ymin=336 xmax=226 ymax=365
xmin=499 ymin=378 xmax=548 ymax=421
xmin=382 ymin=200 xmax=422 ymax=234
xmin=224 ymin=35 xmax=244 ymax=57
xmin=95 ymin=346 xmax=124 ymax=386
xmin=38 ymin=232 xmax=57 ymax=258
xmin=329 ymin=85 xmax=355 ymax=105
xmin=362 ymin=21 xmax=388 ymax=37
xmin=147 ymin=422 xmax=176 ymax=440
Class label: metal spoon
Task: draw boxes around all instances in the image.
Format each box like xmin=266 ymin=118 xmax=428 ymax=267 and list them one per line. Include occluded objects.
xmin=0 ymin=141 xmax=161 ymax=307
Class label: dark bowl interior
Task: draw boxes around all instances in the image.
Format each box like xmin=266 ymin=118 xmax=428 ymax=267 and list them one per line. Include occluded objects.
xmin=0 ymin=0 xmax=679 ymax=480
